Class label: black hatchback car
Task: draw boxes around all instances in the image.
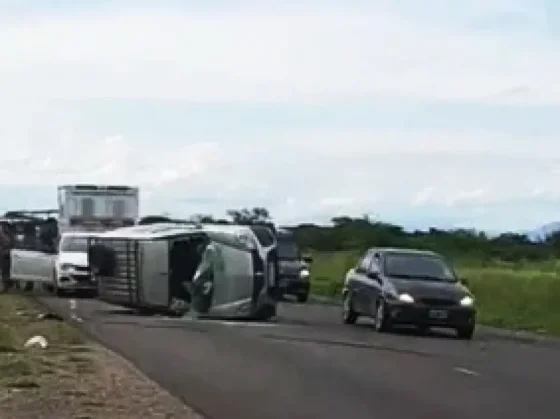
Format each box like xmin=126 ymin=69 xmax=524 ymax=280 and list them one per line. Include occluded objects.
xmin=342 ymin=248 xmax=476 ymax=339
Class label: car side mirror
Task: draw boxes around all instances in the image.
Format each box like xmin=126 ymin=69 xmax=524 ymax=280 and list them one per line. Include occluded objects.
xmin=302 ymin=255 xmax=313 ymax=264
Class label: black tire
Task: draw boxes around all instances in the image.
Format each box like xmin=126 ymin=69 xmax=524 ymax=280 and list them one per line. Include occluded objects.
xmin=296 ymin=292 xmax=309 ymax=303
xmin=456 ymin=325 xmax=475 ymax=340
xmin=52 ymin=274 xmax=65 ymax=297
xmin=342 ymin=292 xmax=358 ymax=324
xmin=23 ymin=281 xmax=34 ymax=292
xmin=254 ymin=303 xmax=277 ymax=321
xmin=373 ymin=299 xmax=392 ymax=332
xmin=416 ymin=325 xmax=430 ymax=334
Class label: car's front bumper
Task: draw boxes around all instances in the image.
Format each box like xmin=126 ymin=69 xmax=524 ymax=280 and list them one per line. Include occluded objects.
xmin=279 ymin=276 xmax=310 ymax=296
xmin=386 ymin=301 xmax=476 ymax=329
xmin=57 ymin=273 xmax=97 ymax=290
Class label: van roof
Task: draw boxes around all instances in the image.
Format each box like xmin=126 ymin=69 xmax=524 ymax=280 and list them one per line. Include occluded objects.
xmin=61 ymin=231 xmax=101 ymax=238
xmin=99 ymin=223 xmax=204 ymax=239
xmin=98 ymin=222 xmax=266 ymax=241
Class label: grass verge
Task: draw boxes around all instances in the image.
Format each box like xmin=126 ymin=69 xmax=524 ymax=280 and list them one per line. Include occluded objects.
xmin=0 ymin=293 xmax=201 ymax=418
xmin=309 ymin=250 xmax=560 ymax=336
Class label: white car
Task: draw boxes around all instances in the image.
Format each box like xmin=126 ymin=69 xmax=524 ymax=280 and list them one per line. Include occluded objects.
xmin=52 ymin=232 xmax=99 ymax=296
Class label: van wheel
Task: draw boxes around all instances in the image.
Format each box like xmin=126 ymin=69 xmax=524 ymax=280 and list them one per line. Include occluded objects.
xmin=342 ymin=292 xmax=358 ymax=324
xmin=23 ymin=282 xmax=34 ymax=292
xmin=374 ymin=299 xmax=391 ymax=332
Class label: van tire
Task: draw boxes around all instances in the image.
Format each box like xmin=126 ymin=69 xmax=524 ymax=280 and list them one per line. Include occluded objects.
xmin=23 ymin=281 xmax=34 ymax=292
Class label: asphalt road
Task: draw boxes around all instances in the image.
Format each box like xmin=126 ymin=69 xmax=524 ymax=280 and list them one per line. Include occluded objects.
xmin=37 ymin=295 xmax=560 ymax=419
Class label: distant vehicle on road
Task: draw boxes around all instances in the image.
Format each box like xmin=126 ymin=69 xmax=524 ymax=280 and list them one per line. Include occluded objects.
xmin=276 ymin=228 xmax=312 ymax=302
xmin=342 ymin=247 xmax=476 ymax=340
xmin=7 ymin=184 xmax=140 ymax=291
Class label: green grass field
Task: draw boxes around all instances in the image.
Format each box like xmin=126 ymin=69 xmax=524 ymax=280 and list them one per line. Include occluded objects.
xmin=309 ymin=250 xmax=560 ymax=336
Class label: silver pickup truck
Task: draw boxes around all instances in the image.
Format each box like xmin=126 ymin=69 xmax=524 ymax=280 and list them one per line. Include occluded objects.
xmin=10 ymin=232 xmax=98 ymax=295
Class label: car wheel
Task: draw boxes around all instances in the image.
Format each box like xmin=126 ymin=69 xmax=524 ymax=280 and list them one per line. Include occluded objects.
xmin=53 ymin=275 xmax=65 ymax=297
xmin=296 ymin=292 xmax=309 ymax=303
xmin=374 ymin=299 xmax=391 ymax=332
xmin=456 ymin=325 xmax=475 ymax=340
xmin=416 ymin=325 xmax=430 ymax=334
xmin=342 ymin=292 xmax=358 ymax=324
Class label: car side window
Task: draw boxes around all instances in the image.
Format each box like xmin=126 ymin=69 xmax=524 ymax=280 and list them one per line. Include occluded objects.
xmin=13 ymin=229 xmax=39 ymax=251
xmin=357 ymin=252 xmax=373 ymax=272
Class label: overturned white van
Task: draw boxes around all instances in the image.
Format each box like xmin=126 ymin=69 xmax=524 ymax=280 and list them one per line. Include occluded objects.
xmin=87 ymin=222 xmax=280 ymax=320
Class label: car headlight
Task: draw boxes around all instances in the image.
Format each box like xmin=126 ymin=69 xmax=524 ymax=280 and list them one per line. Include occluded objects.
xmin=460 ymin=296 xmax=474 ymax=307
xmin=300 ymin=269 xmax=310 ymax=279
xmin=398 ymin=293 xmax=414 ymax=303
xmin=59 ymin=264 xmax=75 ymax=271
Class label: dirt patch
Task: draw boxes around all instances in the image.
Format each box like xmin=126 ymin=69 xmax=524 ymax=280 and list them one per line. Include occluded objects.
xmin=0 ymin=294 xmax=204 ymax=419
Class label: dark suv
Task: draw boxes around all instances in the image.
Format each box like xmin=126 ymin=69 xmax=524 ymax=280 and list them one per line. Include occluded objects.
xmin=342 ymin=247 xmax=476 ymax=339
xmin=276 ymin=229 xmax=311 ymax=303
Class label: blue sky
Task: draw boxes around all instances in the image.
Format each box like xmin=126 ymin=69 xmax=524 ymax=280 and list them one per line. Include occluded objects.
xmin=0 ymin=0 xmax=559 ymax=231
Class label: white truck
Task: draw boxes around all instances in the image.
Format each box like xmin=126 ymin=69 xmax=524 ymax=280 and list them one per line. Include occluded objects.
xmin=9 ymin=184 xmax=140 ymax=292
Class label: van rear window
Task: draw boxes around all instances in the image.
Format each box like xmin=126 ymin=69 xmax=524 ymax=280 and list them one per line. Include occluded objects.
xmin=249 ymin=225 xmax=275 ymax=247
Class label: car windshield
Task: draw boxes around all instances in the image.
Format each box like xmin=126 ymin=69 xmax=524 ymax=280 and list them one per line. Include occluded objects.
xmin=277 ymin=239 xmax=300 ymax=260
xmin=59 ymin=237 xmax=90 ymax=253
xmin=384 ymin=253 xmax=456 ymax=281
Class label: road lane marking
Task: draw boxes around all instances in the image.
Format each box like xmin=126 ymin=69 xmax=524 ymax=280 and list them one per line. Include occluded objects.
xmin=454 ymin=367 xmax=480 ymax=376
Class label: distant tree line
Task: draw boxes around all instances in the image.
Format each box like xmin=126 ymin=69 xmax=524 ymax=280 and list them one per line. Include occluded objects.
xmin=149 ymin=208 xmax=560 ymax=262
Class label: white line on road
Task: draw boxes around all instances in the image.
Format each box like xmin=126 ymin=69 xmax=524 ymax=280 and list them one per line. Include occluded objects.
xmin=454 ymin=367 xmax=480 ymax=376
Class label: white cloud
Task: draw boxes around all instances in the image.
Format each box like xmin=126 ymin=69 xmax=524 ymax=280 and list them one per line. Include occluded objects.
xmin=0 ymin=1 xmax=559 ymax=230
xmin=0 ymin=3 xmax=559 ymax=104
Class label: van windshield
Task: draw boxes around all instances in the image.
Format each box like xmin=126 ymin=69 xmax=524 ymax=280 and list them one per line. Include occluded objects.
xmin=60 ymin=237 xmax=90 ymax=253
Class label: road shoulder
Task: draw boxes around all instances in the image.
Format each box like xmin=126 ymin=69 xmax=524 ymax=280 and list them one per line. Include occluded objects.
xmin=0 ymin=293 xmax=203 ymax=419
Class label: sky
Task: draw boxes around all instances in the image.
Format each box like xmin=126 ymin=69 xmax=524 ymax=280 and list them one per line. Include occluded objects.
xmin=0 ymin=0 xmax=560 ymax=232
